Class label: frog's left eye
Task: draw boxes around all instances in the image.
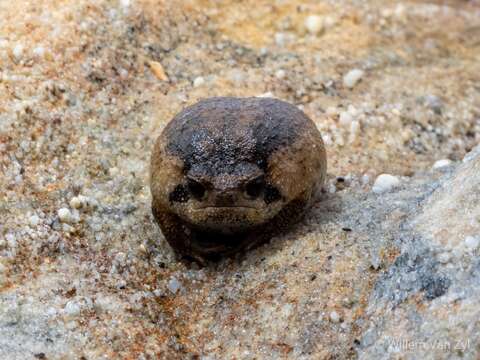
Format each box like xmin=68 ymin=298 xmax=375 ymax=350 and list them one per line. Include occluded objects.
xmin=244 ymin=176 xmax=266 ymax=199
xmin=264 ymin=184 xmax=282 ymax=204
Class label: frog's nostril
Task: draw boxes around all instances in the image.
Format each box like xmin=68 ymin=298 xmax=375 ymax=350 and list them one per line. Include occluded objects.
xmin=215 ymin=192 xmax=236 ymax=207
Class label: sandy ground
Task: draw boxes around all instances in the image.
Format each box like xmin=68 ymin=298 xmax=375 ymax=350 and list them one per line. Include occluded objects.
xmin=1 ymin=0 xmax=480 ymax=359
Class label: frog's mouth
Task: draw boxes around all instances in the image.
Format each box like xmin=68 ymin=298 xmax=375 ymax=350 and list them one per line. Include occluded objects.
xmin=185 ymin=206 xmax=264 ymax=233
xmin=193 ymin=206 xmax=258 ymax=210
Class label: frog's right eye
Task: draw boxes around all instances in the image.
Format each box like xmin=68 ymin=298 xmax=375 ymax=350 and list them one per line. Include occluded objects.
xmin=244 ymin=176 xmax=266 ymax=199
xmin=169 ymin=184 xmax=190 ymax=203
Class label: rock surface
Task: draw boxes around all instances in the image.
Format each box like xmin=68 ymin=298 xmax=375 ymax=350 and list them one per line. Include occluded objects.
xmin=1 ymin=0 xmax=480 ymax=359
xmin=360 ymin=146 xmax=480 ymax=359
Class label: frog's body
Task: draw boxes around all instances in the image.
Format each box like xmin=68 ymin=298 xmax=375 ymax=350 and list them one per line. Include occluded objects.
xmin=150 ymin=97 xmax=326 ymax=262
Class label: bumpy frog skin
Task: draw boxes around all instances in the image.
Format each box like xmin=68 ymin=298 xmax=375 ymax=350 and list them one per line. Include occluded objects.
xmin=150 ymin=97 xmax=327 ymax=262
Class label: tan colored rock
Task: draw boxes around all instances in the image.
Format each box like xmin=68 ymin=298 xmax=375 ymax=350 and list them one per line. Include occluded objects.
xmin=148 ymin=60 xmax=169 ymax=82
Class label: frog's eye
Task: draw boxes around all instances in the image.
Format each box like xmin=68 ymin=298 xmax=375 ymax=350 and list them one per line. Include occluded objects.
xmin=244 ymin=176 xmax=266 ymax=199
xmin=187 ymin=178 xmax=207 ymax=200
xmin=264 ymin=184 xmax=282 ymax=204
xmin=169 ymin=184 xmax=190 ymax=203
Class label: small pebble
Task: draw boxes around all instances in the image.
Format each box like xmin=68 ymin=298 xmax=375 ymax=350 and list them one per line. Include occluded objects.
xmin=69 ymin=195 xmax=93 ymax=211
xmin=274 ymin=32 xmax=294 ymax=46
xmin=228 ymin=69 xmax=246 ymax=85
xmin=114 ymin=252 xmax=127 ymax=264
xmin=153 ymin=289 xmax=164 ymax=297
xmin=343 ymin=69 xmax=364 ymax=89
xmin=29 ymin=215 xmax=40 ymax=227
xmin=304 ymin=15 xmax=324 ymax=35
xmin=168 ymin=277 xmax=182 ymax=294
xmin=372 ymin=174 xmax=400 ymax=194
xmin=335 ymin=176 xmax=348 ymax=191
xmin=275 ymin=69 xmax=286 ymax=79
xmin=138 ymin=243 xmax=147 ymax=254
xmin=432 ymin=159 xmax=452 ymax=170
xmin=119 ymin=68 xmax=129 ymax=79
xmin=5 ymin=233 xmax=16 ymax=248
xmin=116 ymin=280 xmax=127 ymax=289
xmin=274 ymin=32 xmax=285 ymax=46
xmin=193 ymin=76 xmax=205 ymax=87
xmin=148 ymin=60 xmax=169 ymax=82
xmin=33 ymin=46 xmax=45 ymax=58
xmin=12 ymin=43 xmax=24 ymax=61
xmin=109 ymin=167 xmax=119 ymax=177
xmin=329 ymin=311 xmax=341 ymax=323
xmin=70 ymin=197 xmax=83 ymax=209
xmin=322 ymin=134 xmax=333 ymax=146
xmin=323 ymin=16 xmax=337 ymax=29
xmin=423 ymin=94 xmax=443 ymax=114
xmin=465 ymin=236 xmax=480 ymax=250
xmin=69 ymin=195 xmax=86 ymax=209
xmin=62 ymin=223 xmax=75 ymax=232
xmin=437 ymin=252 xmax=451 ymax=264
xmin=339 ymin=111 xmax=353 ymax=126
xmin=58 ymin=208 xmax=73 ymax=223
xmin=64 ymin=300 xmax=81 ymax=315
xmin=349 ymin=121 xmax=360 ymax=142
xmin=326 ymin=106 xmax=338 ymax=116
xmin=257 ymin=92 xmax=275 ymax=98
